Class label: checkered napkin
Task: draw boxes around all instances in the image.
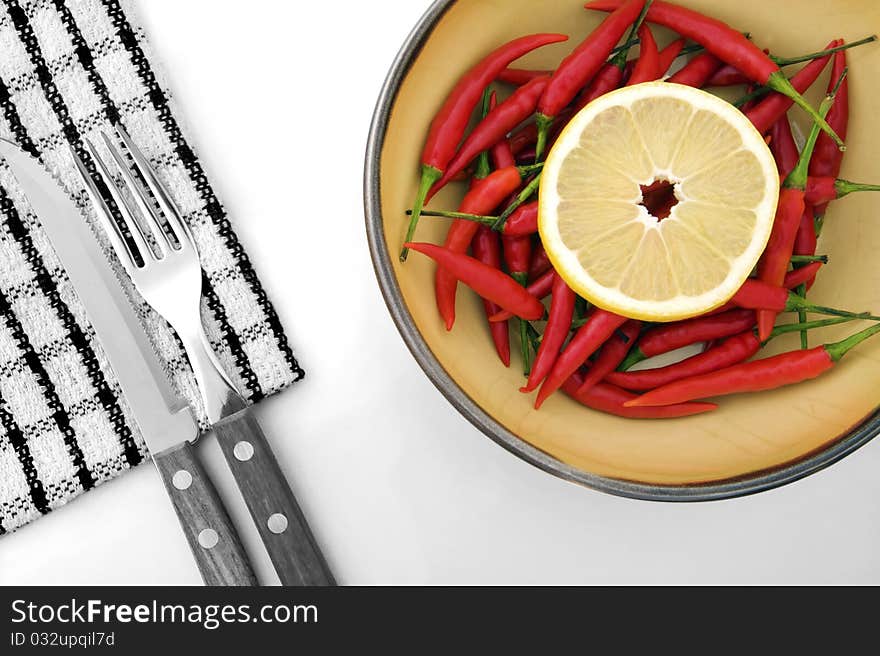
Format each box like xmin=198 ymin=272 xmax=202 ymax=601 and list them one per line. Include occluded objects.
xmin=0 ymin=0 xmax=303 ymax=534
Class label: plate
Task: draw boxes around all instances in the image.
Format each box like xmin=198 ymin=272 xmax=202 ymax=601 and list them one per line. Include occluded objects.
xmin=364 ymin=0 xmax=880 ymax=500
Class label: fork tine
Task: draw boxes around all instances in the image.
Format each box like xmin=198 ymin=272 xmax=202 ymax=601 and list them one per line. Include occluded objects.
xmin=114 ymin=124 xmax=197 ymax=252
xmin=99 ymin=132 xmax=170 ymax=256
xmin=68 ymin=143 xmax=141 ymax=276
xmin=84 ymin=138 xmax=155 ymax=266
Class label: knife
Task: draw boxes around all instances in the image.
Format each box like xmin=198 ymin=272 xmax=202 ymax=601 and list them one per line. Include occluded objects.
xmin=0 ymin=140 xmax=257 ymax=586
xmin=76 ymin=126 xmax=336 ymax=587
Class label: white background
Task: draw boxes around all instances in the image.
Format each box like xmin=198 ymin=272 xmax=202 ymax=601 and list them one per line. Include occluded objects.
xmin=1 ymin=0 xmax=880 ymax=585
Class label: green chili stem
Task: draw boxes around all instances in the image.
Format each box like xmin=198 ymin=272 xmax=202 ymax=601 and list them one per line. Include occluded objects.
xmin=790 ymin=299 xmax=878 ymax=321
xmin=796 ymin=284 xmax=809 ymax=349
xmin=790 ymin=254 xmax=828 ymax=264
xmin=772 ymin=35 xmax=877 ymax=67
xmin=517 ymin=163 xmax=545 ymax=176
xmin=526 ymin=323 xmax=542 ymax=353
xmin=676 ymin=42 xmax=705 ymax=57
xmin=512 ymin=272 xmax=532 ymax=375
xmin=493 ymin=173 xmax=542 ymax=230
xmin=534 ymin=114 xmax=553 ymax=163
xmin=733 ymin=86 xmax=770 ymax=108
xmin=825 ymin=322 xmax=880 ymax=361
xmin=401 ymin=165 xmax=442 ymax=262
xmin=767 ymin=71 xmax=844 ymax=150
xmin=836 ymin=179 xmax=880 ymax=199
xmin=785 ymin=73 xmax=844 ymax=190
xmin=766 ymin=316 xmax=856 ymax=341
xmin=474 ymin=88 xmax=493 ymax=180
xmin=608 ymin=32 xmax=748 ymax=61
xmin=408 ymin=209 xmax=497 ymax=225
xmin=610 ymin=36 xmax=640 ymax=57
xmin=609 ymin=0 xmax=653 ymax=69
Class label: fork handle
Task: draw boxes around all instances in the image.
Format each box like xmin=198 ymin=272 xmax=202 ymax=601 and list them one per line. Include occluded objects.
xmin=213 ymin=408 xmax=336 ymax=586
xmin=153 ymin=442 xmax=258 ymax=586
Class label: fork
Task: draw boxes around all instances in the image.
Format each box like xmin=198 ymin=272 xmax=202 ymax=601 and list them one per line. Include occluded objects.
xmin=72 ymin=125 xmax=335 ymax=586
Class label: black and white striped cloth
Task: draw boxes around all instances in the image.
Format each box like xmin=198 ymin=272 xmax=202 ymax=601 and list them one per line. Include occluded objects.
xmin=0 ymin=0 xmax=303 ymax=534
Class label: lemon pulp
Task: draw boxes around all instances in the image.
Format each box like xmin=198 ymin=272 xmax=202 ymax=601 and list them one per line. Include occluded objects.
xmin=539 ymin=82 xmax=779 ymax=322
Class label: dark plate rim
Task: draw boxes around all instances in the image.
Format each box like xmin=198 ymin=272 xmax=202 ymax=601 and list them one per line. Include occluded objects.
xmin=362 ymin=0 xmax=880 ymax=502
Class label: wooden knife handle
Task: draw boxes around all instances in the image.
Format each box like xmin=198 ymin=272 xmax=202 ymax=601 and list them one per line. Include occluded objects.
xmin=213 ymin=408 xmax=336 ymax=586
xmin=153 ymin=442 xmax=258 ymax=586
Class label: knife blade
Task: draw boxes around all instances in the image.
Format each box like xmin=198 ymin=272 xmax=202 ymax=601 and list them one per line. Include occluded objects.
xmin=0 ymin=140 xmax=257 ymax=586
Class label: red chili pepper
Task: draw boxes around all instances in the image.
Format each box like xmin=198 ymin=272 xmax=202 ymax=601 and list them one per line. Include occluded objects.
xmin=804 ymin=177 xmax=880 ymax=205
xmin=502 ymin=201 xmax=538 ymax=237
xmin=535 ymin=310 xmax=628 ymax=409
xmin=434 ymin=166 xmax=530 ymax=329
xmin=432 ymin=76 xmax=551 ymax=194
xmin=705 ymin=63 xmax=749 ymax=87
xmin=574 ymin=63 xmax=625 ymax=112
xmin=792 ymin=209 xmax=820 ymax=294
xmin=810 ymin=47 xmax=850 ymax=219
xmin=503 ymin=236 xmax=532 ymax=283
xmin=498 ymin=68 xmax=552 ymax=85
xmin=625 ymin=323 xmax=880 ymax=407
xmin=509 ymin=122 xmax=538 ymax=157
xmin=492 ymin=141 xmax=516 ymax=170
xmin=406 ymin=242 xmax=545 ymax=321
xmin=739 ymin=83 xmax=761 ymax=113
xmin=658 ymin=37 xmax=687 ymax=76
xmin=705 ymin=37 xmax=870 ymax=87
xmin=490 ymin=267 xmax=555 ymax=323
xmin=413 ymin=201 xmax=537 ymax=238
xmin=504 ymin=234 xmax=535 ymax=373
xmin=490 ymin=99 xmax=517 ymax=172
xmin=585 ymin=1 xmax=844 ymax=147
xmin=667 ymin=51 xmax=723 ymax=87
xmin=794 ymin=205 xmax=818 ymax=258
xmin=481 ymin=92 xmax=516 ymax=173
xmin=472 ymin=227 xmax=511 ymax=367
xmin=575 ymin=320 xmax=642 ymax=394
xmin=731 ymin=279 xmax=796 ymax=312
xmin=757 ymin=87 xmax=839 ymax=340
xmin=802 ymin=176 xmax=843 ymax=205
xmin=626 ymin=25 xmax=662 ymax=85
xmin=769 ymin=117 xmax=799 ymax=178
xmin=744 ymin=40 xmax=838 ymax=134
xmin=619 ymin=309 xmax=757 ymax=370
xmin=574 ymin=4 xmax=655 ymax=105
xmin=756 ymin=190 xmax=806 ymax=340
xmin=709 ymin=263 xmax=825 ymax=317
xmin=784 ymin=261 xmax=824 ymax=289
xmin=402 ymin=33 xmax=568 ymax=261
xmin=606 ymin=332 xmax=761 ymax=392
xmin=562 ymin=373 xmax=717 ymax=418
xmin=529 ymin=268 xmax=555 ymax=299
xmin=730 ymin=277 xmax=860 ymax=317
xmin=522 ymin=275 xmax=576 ymax=393
xmin=528 ymin=242 xmax=552 ymax=282
xmin=516 ymin=148 xmax=537 ymax=165
xmin=536 ymin=0 xmax=646 ymax=158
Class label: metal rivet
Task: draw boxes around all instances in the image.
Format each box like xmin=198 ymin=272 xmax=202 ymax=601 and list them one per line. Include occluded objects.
xmin=233 ymin=441 xmax=254 ymax=462
xmin=172 ymin=470 xmax=192 ymax=490
xmin=198 ymin=528 xmax=219 ymax=549
xmin=267 ymin=513 xmax=288 ymax=534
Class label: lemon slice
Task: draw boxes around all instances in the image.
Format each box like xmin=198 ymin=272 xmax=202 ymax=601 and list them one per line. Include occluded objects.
xmin=539 ymin=81 xmax=779 ymax=322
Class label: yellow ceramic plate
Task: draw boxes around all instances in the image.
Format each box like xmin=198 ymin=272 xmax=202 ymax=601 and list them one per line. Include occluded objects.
xmin=365 ymin=0 xmax=880 ymax=499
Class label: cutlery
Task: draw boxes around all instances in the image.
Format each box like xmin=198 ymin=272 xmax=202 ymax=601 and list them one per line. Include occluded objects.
xmin=75 ymin=126 xmax=335 ymax=587
xmin=0 ymin=140 xmax=257 ymax=586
